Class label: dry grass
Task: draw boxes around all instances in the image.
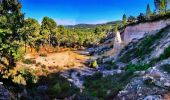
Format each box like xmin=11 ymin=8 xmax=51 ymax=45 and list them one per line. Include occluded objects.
xmin=18 ymin=48 xmax=90 ymax=76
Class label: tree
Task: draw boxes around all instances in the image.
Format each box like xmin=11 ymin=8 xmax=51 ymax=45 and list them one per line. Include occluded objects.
xmin=128 ymin=16 xmax=136 ymax=23
xmin=146 ymin=4 xmax=152 ymax=19
xmin=137 ymin=13 xmax=146 ymax=22
xmin=0 ymin=0 xmax=24 ymax=67
xmin=41 ymin=17 xmax=57 ymax=46
xmin=20 ymin=18 xmax=40 ymax=52
xmin=122 ymin=14 xmax=127 ymax=25
xmin=154 ymin=0 xmax=161 ymax=13
xmin=160 ymin=0 xmax=167 ymax=14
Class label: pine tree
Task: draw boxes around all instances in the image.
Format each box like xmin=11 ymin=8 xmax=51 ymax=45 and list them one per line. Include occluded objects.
xmin=41 ymin=17 xmax=57 ymax=47
xmin=0 ymin=0 xmax=24 ymax=67
xmin=160 ymin=0 xmax=167 ymax=14
xmin=122 ymin=14 xmax=127 ymax=26
xmin=146 ymin=4 xmax=152 ymax=19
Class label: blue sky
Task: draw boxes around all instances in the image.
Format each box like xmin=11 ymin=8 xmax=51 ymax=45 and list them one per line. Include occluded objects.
xmin=21 ymin=0 xmax=154 ymax=25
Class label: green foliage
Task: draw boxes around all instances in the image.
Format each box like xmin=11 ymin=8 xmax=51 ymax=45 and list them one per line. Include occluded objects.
xmin=39 ymin=53 xmax=47 ymax=57
xmin=146 ymin=4 xmax=152 ymax=19
xmin=123 ymin=14 xmax=127 ymax=25
xmin=22 ymin=59 xmax=36 ymax=65
xmin=158 ymin=45 xmax=170 ymax=60
xmin=125 ymin=63 xmax=150 ymax=72
xmin=150 ymin=44 xmax=170 ymax=65
xmin=119 ymin=25 xmax=168 ymax=63
xmin=50 ymin=83 xmax=61 ymax=94
xmin=2 ymin=67 xmax=38 ymax=85
xmin=46 ymin=74 xmax=78 ymax=99
xmin=20 ymin=18 xmax=40 ymax=52
xmin=13 ymin=47 xmax=25 ymax=61
xmin=90 ymin=60 xmax=98 ymax=68
xmin=84 ymin=72 xmax=134 ymax=99
xmin=160 ymin=0 xmax=167 ymax=14
xmin=161 ymin=64 xmax=170 ymax=73
xmin=0 ymin=0 xmax=24 ymax=66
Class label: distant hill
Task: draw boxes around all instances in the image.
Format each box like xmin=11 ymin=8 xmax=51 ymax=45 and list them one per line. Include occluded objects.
xmin=65 ymin=20 xmax=122 ymax=30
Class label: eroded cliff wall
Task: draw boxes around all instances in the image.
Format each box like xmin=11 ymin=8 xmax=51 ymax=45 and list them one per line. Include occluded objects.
xmin=122 ymin=19 xmax=170 ymax=44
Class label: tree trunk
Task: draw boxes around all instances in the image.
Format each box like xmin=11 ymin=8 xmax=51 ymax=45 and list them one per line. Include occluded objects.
xmin=49 ymin=35 xmax=51 ymax=47
xmin=9 ymin=51 xmax=15 ymax=67
xmin=25 ymin=41 xmax=27 ymax=53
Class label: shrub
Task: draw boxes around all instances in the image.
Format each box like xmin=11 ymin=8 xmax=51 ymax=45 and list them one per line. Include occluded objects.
xmin=35 ymin=62 xmax=41 ymax=66
xmin=161 ymin=64 xmax=170 ymax=73
xmin=159 ymin=46 xmax=170 ymax=60
xmin=22 ymin=59 xmax=36 ymax=64
xmin=46 ymin=74 xmax=78 ymax=99
xmin=90 ymin=60 xmax=98 ymax=68
xmin=50 ymin=83 xmax=61 ymax=94
xmin=2 ymin=67 xmax=38 ymax=86
xmin=39 ymin=53 xmax=47 ymax=57
xmin=14 ymin=47 xmax=25 ymax=61
xmin=83 ymin=72 xmax=132 ymax=99
xmin=125 ymin=63 xmax=150 ymax=72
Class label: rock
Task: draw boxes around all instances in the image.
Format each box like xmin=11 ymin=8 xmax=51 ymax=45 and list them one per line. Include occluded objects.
xmin=0 ymin=85 xmax=10 ymax=100
xmin=148 ymin=69 xmax=161 ymax=79
xmin=144 ymin=95 xmax=162 ymax=100
xmin=134 ymin=71 xmax=146 ymax=76
xmin=164 ymin=82 xmax=170 ymax=87
xmin=37 ymin=85 xmax=48 ymax=93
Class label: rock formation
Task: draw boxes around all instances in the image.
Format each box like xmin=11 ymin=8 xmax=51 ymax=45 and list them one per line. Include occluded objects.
xmin=114 ymin=31 xmax=123 ymax=50
xmin=122 ymin=19 xmax=170 ymax=45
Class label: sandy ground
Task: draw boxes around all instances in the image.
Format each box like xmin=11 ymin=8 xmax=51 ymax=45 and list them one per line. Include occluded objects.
xmin=21 ymin=50 xmax=90 ymax=75
xmin=35 ymin=51 xmax=89 ymax=67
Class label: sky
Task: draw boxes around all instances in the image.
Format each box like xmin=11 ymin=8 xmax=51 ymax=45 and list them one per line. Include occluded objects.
xmin=21 ymin=0 xmax=155 ymax=25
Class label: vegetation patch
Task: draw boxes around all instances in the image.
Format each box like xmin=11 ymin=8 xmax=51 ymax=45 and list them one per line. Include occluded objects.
xmin=90 ymin=60 xmax=98 ymax=68
xmin=161 ymin=64 xmax=170 ymax=74
xmin=39 ymin=74 xmax=79 ymax=99
xmin=39 ymin=53 xmax=47 ymax=57
xmin=150 ymin=45 xmax=170 ymax=66
xmin=125 ymin=63 xmax=150 ymax=72
xmin=22 ymin=59 xmax=36 ymax=65
xmin=119 ymin=25 xmax=170 ymax=63
xmin=83 ymin=72 xmax=134 ymax=99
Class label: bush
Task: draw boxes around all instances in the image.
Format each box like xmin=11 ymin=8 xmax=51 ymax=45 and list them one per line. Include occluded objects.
xmin=90 ymin=60 xmax=98 ymax=68
xmin=50 ymin=83 xmax=61 ymax=94
xmin=14 ymin=47 xmax=25 ymax=61
xmin=39 ymin=53 xmax=47 ymax=57
xmin=159 ymin=46 xmax=170 ymax=60
xmin=2 ymin=67 xmax=38 ymax=86
xmin=83 ymin=72 xmax=133 ymax=99
xmin=46 ymin=74 xmax=78 ymax=99
xmin=125 ymin=63 xmax=150 ymax=72
xmin=161 ymin=64 xmax=170 ymax=73
xmin=22 ymin=59 xmax=36 ymax=64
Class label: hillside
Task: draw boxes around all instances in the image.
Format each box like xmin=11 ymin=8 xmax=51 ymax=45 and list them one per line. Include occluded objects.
xmin=2 ymin=0 xmax=170 ymax=99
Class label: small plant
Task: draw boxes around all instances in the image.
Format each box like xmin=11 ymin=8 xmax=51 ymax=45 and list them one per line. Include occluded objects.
xmin=39 ymin=53 xmax=47 ymax=57
xmin=90 ymin=60 xmax=98 ymax=68
xmin=35 ymin=62 xmax=41 ymax=66
xmin=50 ymin=83 xmax=61 ymax=94
xmin=161 ymin=64 xmax=170 ymax=73
xmin=22 ymin=59 xmax=36 ymax=64
xmin=159 ymin=46 xmax=170 ymax=61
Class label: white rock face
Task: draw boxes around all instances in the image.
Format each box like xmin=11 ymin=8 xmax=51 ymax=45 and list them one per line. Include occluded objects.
xmin=122 ymin=19 xmax=170 ymax=44
xmin=114 ymin=31 xmax=123 ymax=50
